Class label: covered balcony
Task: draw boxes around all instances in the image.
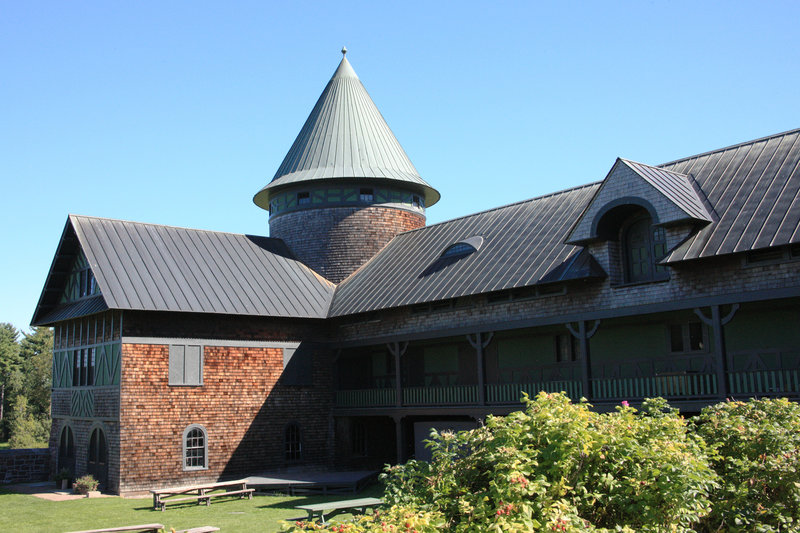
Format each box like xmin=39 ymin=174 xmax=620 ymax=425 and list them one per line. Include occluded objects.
xmin=334 ymin=303 xmax=800 ymax=412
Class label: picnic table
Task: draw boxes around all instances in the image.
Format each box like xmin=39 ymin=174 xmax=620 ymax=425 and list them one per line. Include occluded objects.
xmin=150 ymin=479 xmax=254 ymax=511
xmin=294 ymin=497 xmax=383 ymax=523
xmin=64 ymin=525 xmax=165 ymax=533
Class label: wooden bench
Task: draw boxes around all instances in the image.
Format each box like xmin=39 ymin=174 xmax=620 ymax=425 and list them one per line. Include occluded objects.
xmin=150 ymin=479 xmax=254 ymax=511
xmin=295 ymin=497 xmax=383 ymax=523
xmin=64 ymin=525 xmax=165 ymax=533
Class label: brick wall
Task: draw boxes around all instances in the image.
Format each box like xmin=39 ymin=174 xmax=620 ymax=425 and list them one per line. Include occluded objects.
xmin=270 ymin=206 xmax=425 ymax=283
xmin=0 ymin=449 xmax=50 ymax=484
xmin=117 ymin=338 xmax=334 ymax=494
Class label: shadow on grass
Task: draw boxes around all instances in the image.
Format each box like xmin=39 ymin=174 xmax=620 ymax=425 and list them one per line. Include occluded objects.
xmin=255 ymin=484 xmax=384 ymax=510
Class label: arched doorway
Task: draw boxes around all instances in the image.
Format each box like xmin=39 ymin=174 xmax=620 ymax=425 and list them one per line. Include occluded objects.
xmin=57 ymin=425 xmax=75 ymax=475
xmin=87 ymin=427 xmax=108 ymax=490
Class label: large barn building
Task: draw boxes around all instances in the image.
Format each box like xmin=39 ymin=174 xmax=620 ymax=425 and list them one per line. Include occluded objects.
xmin=32 ymin=51 xmax=800 ymax=495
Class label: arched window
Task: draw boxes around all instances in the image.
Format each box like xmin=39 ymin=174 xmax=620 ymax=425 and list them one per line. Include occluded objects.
xmin=183 ymin=425 xmax=208 ymax=470
xmin=58 ymin=425 xmax=76 ymax=473
xmin=285 ymin=423 xmax=302 ymax=462
xmin=87 ymin=426 xmax=108 ymax=489
xmin=621 ymin=214 xmax=667 ymax=283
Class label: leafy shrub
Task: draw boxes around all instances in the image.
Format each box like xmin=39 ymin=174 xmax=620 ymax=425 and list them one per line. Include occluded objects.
xmin=285 ymin=392 xmax=718 ymax=532
xmin=385 ymin=393 xmax=716 ymax=532
xmin=694 ymin=397 xmax=800 ymax=531
xmin=73 ymin=474 xmax=99 ymax=494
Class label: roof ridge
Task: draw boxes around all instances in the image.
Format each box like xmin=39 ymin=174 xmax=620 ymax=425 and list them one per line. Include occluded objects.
xmin=399 ymin=181 xmax=602 ymax=236
xmin=658 ymin=128 xmax=800 ymax=168
xmin=69 ymin=214 xmax=268 ymax=239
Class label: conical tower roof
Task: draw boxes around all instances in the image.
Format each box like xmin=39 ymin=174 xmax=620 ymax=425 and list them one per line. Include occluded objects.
xmin=254 ymin=49 xmax=440 ymax=209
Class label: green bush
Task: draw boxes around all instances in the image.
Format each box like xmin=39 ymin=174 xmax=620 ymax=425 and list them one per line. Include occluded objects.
xmin=383 ymin=393 xmax=716 ymax=532
xmin=73 ymin=474 xmax=99 ymax=494
xmin=285 ymin=393 xmax=719 ymax=532
xmin=283 ymin=395 xmax=800 ymax=532
xmin=694 ymin=397 xmax=800 ymax=531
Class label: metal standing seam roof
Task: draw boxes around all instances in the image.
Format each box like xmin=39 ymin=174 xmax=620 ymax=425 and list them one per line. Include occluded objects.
xmin=660 ymin=128 xmax=800 ymax=262
xmin=620 ymin=159 xmax=713 ymax=222
xmin=253 ymin=51 xmax=440 ymax=209
xmin=329 ymin=183 xmax=601 ymax=317
xmin=31 ymin=215 xmax=335 ymax=325
xmin=329 ymin=129 xmax=800 ymax=316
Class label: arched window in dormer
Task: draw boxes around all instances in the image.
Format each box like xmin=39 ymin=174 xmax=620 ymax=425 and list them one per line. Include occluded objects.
xmin=441 ymin=236 xmax=484 ymax=259
xmin=621 ymin=213 xmax=667 ymax=283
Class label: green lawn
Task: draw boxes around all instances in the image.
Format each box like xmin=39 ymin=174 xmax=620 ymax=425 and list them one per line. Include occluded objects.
xmin=0 ymin=485 xmax=383 ymax=533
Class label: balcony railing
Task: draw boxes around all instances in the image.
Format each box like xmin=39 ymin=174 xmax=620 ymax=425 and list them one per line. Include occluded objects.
xmin=403 ymin=385 xmax=478 ymax=405
xmin=487 ymin=380 xmax=582 ymax=404
xmin=334 ymin=368 xmax=799 ymax=408
xmin=591 ymin=373 xmax=718 ymax=401
xmin=728 ymin=369 xmax=800 ymax=396
xmin=336 ymin=388 xmax=396 ymax=407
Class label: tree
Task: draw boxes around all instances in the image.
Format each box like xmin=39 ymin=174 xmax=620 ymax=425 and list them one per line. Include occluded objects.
xmin=19 ymin=327 xmax=53 ymax=418
xmin=7 ymin=395 xmax=49 ymax=449
xmin=0 ymin=323 xmax=22 ymax=437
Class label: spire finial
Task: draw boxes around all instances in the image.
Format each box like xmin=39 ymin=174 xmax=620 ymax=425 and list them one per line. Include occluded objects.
xmin=341 ymin=46 xmax=347 ymax=57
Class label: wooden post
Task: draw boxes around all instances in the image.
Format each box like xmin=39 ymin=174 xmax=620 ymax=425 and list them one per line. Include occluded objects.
xmin=387 ymin=342 xmax=407 ymax=408
xmin=694 ymin=304 xmax=738 ymax=399
xmin=566 ymin=320 xmax=600 ymax=400
xmin=466 ymin=332 xmax=493 ymax=406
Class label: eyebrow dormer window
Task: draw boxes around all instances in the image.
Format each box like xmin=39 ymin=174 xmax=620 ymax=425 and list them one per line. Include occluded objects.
xmin=297 ymin=192 xmax=310 ymax=205
xmin=359 ymin=188 xmax=374 ymax=202
xmin=441 ymin=236 xmax=484 ymax=258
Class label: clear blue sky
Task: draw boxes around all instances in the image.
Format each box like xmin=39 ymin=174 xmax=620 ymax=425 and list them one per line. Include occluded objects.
xmin=2 ymin=1 xmax=798 ymax=333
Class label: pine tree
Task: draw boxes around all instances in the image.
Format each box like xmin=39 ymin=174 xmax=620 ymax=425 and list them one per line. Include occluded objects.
xmin=19 ymin=327 xmax=53 ymax=418
xmin=0 ymin=323 xmax=22 ymax=437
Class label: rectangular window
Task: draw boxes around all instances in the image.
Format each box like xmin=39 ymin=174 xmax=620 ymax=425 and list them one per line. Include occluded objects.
xmin=72 ymin=350 xmax=80 ymax=386
xmin=169 ymin=344 xmax=203 ymax=386
xmin=82 ymin=349 xmax=89 ymax=386
xmin=87 ymin=347 xmax=95 ymax=386
xmin=359 ymin=188 xmax=374 ymax=202
xmin=297 ymin=192 xmax=310 ymax=205
xmin=668 ymin=322 xmax=706 ymax=353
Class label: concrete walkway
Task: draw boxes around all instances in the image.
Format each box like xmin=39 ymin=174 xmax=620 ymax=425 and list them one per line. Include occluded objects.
xmin=1 ymin=480 xmax=117 ymax=501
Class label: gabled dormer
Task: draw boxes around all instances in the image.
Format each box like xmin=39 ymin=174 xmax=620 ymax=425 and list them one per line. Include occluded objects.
xmin=566 ymin=159 xmax=714 ymax=285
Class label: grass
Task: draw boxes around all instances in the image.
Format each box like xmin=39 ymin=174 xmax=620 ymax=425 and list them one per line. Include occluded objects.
xmin=0 ymin=485 xmax=383 ymax=533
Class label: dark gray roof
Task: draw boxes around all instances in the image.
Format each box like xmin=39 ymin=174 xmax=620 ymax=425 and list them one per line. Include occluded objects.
xmin=661 ymin=128 xmax=800 ymax=262
xmin=621 ymin=159 xmax=712 ymax=222
xmin=32 ymin=215 xmax=335 ymax=325
xmin=329 ymin=184 xmax=601 ymax=317
xmin=330 ymin=128 xmax=800 ymax=316
xmin=36 ymin=295 xmax=109 ymax=326
xmin=253 ymin=54 xmax=440 ymax=209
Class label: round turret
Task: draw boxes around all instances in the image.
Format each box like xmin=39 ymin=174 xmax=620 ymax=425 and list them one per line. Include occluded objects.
xmin=254 ymin=50 xmax=439 ymax=283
